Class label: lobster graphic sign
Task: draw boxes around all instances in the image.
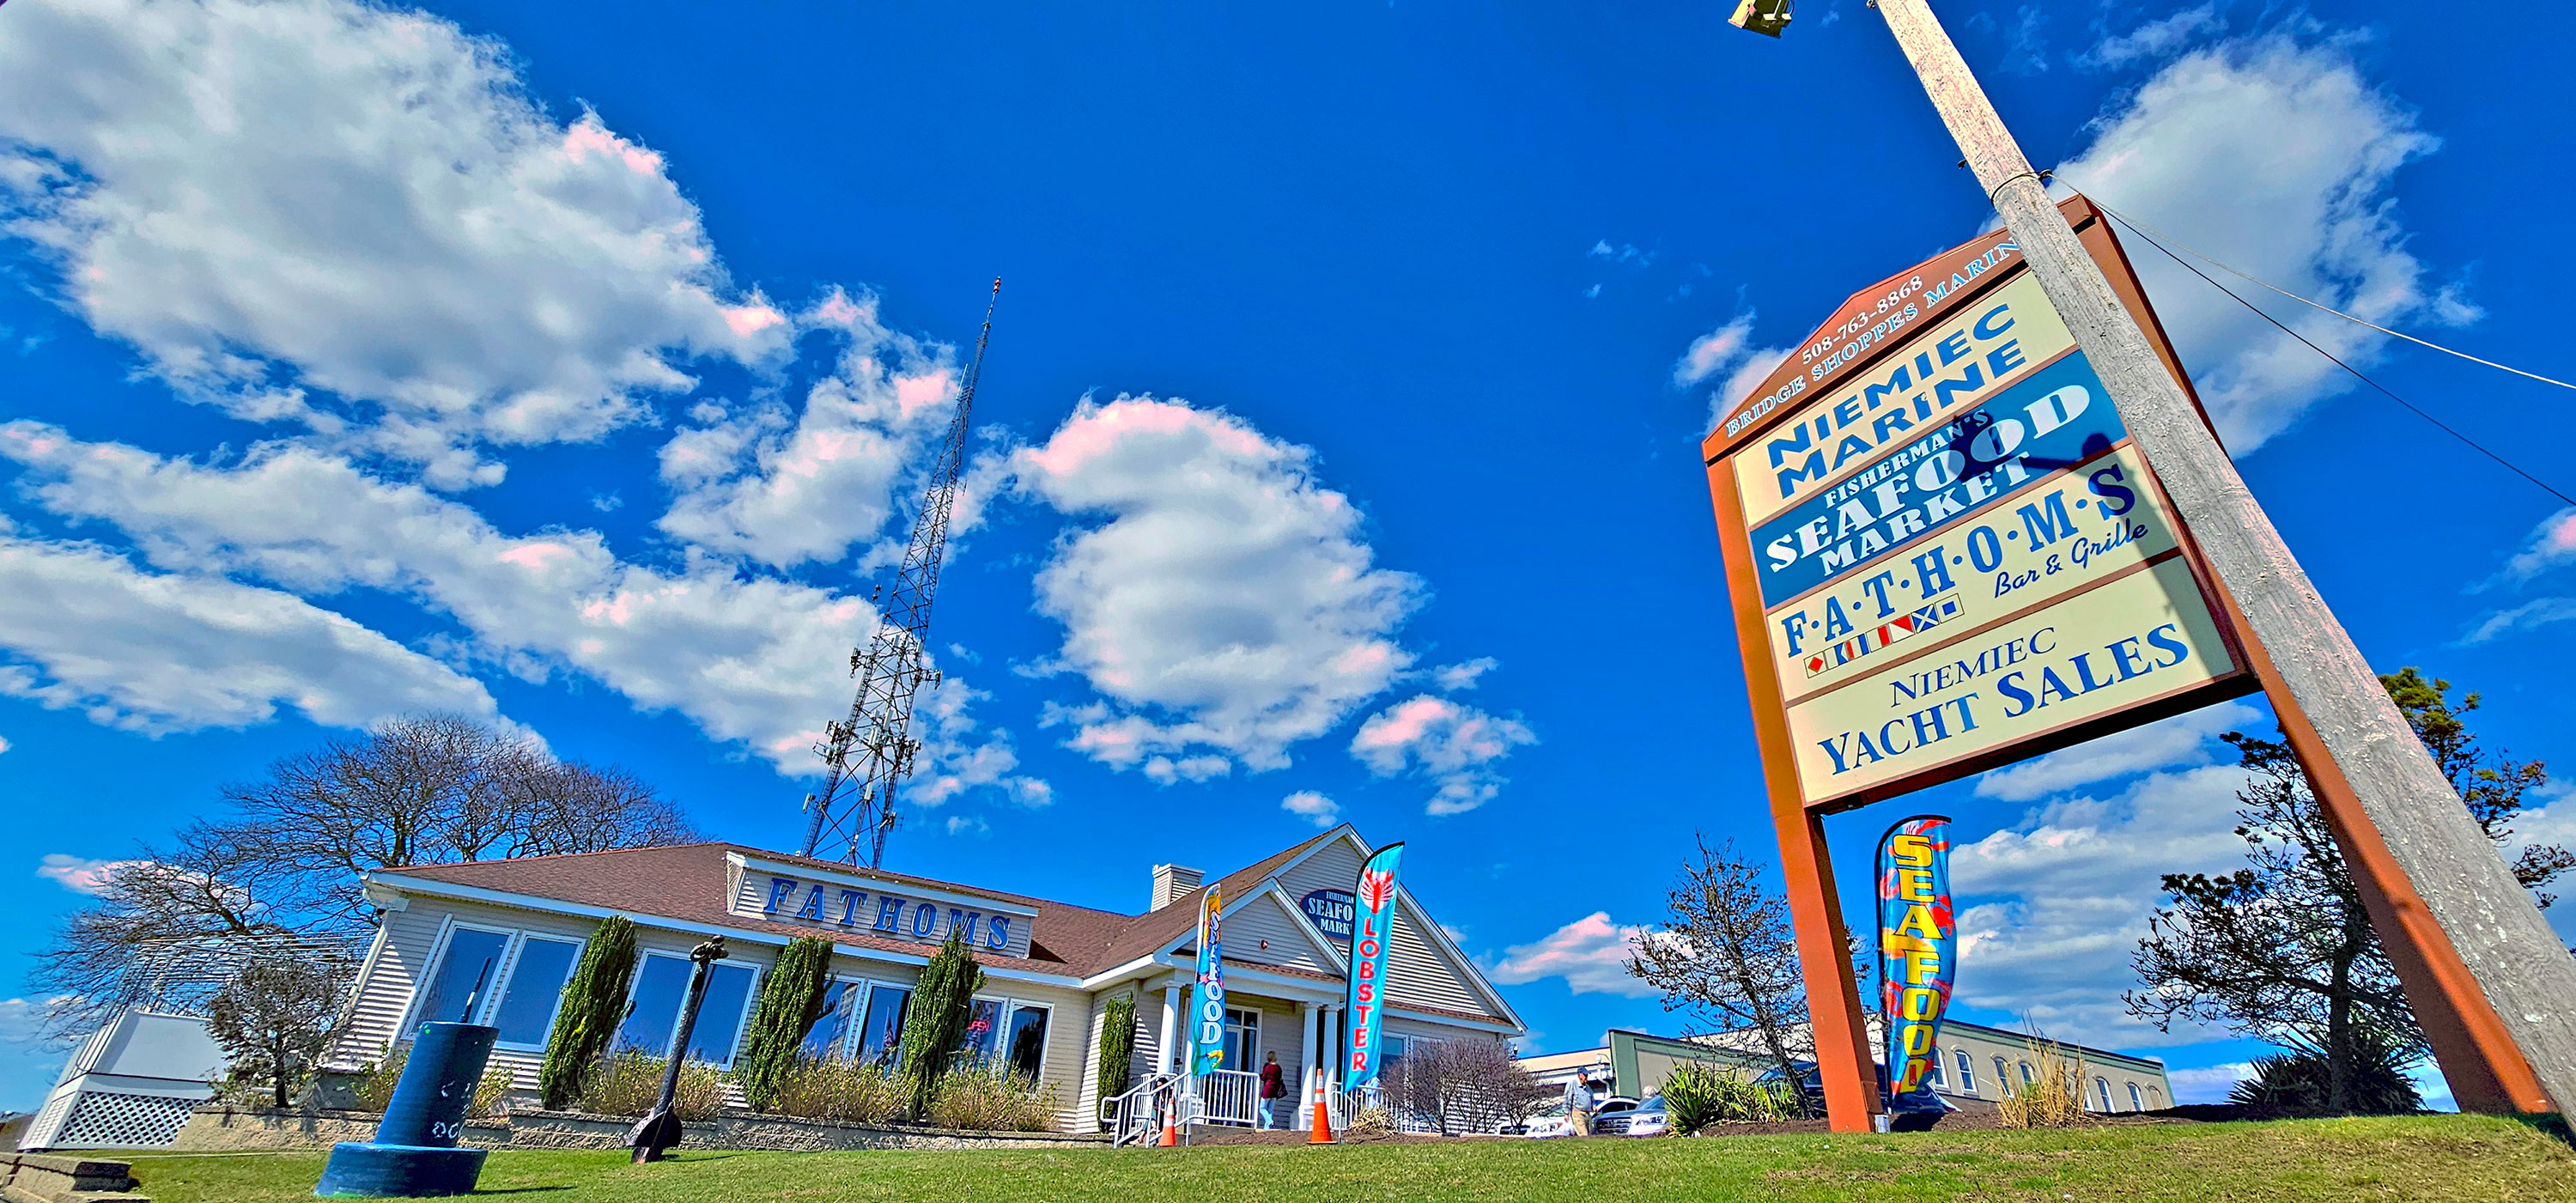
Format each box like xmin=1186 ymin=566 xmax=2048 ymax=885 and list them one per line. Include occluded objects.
xmin=1342 ymin=842 xmax=1405 ymax=1089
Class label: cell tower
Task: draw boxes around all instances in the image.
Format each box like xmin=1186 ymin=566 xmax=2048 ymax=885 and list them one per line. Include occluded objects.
xmin=799 ymin=279 xmax=1000 ymax=866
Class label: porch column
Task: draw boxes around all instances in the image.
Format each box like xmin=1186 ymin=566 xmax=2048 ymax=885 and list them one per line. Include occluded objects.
xmin=1159 ymin=983 xmax=1182 ymax=1077
xmin=1294 ymin=1001 xmax=1321 ymax=1130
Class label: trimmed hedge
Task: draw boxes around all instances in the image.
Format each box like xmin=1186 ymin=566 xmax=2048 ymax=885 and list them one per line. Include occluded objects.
xmin=898 ymin=928 xmax=985 ymax=1119
xmin=538 ymin=914 xmax=640 ymax=1109
xmin=735 ymin=935 xmax=835 ymax=1111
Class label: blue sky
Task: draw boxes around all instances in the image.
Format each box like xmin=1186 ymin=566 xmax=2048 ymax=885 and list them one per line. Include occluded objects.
xmin=3 ymin=0 xmax=2575 ymax=1114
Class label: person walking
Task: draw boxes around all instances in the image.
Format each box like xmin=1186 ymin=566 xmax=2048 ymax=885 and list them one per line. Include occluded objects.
xmin=1257 ymin=1052 xmax=1286 ymax=1131
xmin=1564 ymin=1073 xmax=1597 ymax=1137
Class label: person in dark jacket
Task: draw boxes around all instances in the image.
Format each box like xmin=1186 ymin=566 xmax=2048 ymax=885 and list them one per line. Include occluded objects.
xmin=1257 ymin=1052 xmax=1287 ymax=1129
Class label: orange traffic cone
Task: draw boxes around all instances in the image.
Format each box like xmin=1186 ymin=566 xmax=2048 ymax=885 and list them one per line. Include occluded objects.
xmin=1157 ymin=1099 xmax=1180 ymax=1148
xmin=1308 ymin=1077 xmax=1334 ymax=1144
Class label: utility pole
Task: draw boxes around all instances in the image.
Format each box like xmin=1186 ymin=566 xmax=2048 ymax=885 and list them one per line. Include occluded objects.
xmin=1864 ymin=0 xmax=2576 ymax=1114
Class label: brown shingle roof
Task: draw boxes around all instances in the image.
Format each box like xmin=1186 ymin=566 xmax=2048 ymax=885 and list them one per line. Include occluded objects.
xmin=372 ymin=833 xmax=1344 ymax=983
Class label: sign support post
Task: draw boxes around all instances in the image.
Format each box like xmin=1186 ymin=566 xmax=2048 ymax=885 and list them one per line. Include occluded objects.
xmin=1869 ymin=0 xmax=2576 ymax=1116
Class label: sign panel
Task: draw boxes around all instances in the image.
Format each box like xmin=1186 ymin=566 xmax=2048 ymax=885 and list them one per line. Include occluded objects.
xmin=1301 ymin=889 xmax=1356 ymax=943
xmin=1341 ymin=842 xmax=1404 ymax=1090
xmin=1189 ymin=884 xmax=1227 ymax=1077
xmin=1700 ymin=195 xmax=2249 ymax=811
xmin=1876 ymin=816 xmax=1956 ymax=1098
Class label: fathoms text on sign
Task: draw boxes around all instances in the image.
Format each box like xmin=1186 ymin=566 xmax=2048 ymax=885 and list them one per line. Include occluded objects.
xmin=1703 ymin=194 xmax=2252 ymax=814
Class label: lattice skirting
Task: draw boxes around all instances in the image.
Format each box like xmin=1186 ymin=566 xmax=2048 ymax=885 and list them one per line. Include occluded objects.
xmin=46 ymin=1090 xmax=198 ymax=1149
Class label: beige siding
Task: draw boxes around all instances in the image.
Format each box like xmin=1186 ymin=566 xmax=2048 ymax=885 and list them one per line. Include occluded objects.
xmin=1223 ymin=894 xmax=1332 ymax=973
xmin=328 ymin=903 xmax=445 ymax=1069
xmin=1277 ymin=840 xmax=1364 ymax=908
xmin=1382 ymin=905 xmax=1480 ymax=1015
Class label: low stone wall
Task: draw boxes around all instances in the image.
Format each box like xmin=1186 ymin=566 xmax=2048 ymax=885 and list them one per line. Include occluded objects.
xmin=0 ymin=1151 xmax=148 ymax=1203
xmin=168 ymin=1107 xmax=507 ymax=1152
xmin=166 ymin=1105 xmax=1105 ymax=1154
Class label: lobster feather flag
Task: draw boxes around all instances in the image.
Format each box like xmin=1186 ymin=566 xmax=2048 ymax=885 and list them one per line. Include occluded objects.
xmin=1877 ymin=816 xmax=1956 ymax=1100
xmin=1342 ymin=841 xmax=1404 ymax=1090
xmin=1190 ymin=883 xmax=1227 ymax=1077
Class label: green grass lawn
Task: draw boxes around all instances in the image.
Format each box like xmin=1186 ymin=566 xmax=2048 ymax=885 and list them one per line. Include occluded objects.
xmin=121 ymin=1115 xmax=2576 ymax=1203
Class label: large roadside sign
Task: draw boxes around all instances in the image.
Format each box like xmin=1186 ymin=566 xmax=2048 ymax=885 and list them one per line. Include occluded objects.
xmin=1702 ymin=195 xmax=2254 ymax=813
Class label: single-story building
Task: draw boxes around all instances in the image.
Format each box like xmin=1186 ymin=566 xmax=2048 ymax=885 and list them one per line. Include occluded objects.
xmin=1521 ymin=1018 xmax=2173 ymax=1114
xmin=320 ymin=824 xmax=1524 ymax=1133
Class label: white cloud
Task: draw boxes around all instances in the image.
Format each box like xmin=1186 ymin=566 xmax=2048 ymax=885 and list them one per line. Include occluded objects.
xmin=36 ymin=854 xmax=134 ymax=896
xmin=1486 ymin=912 xmax=1656 ymax=998
xmin=1950 ymin=764 xmax=2257 ymax=1046
xmin=0 ymin=532 xmax=501 ymax=733
xmin=1431 ymin=657 xmax=1498 ymax=692
xmin=1349 ymin=694 xmax=1537 ymax=816
xmin=655 ymin=289 xmax=963 ymax=568
xmin=1014 ymin=397 xmax=1421 ymax=775
xmin=2462 ymin=597 xmax=2576 ymax=645
xmin=0 ymin=423 xmax=1035 ymax=789
xmin=2165 ymin=1061 xmax=2251 ymax=1104
xmin=1280 ymin=790 xmax=1340 ymax=829
xmin=0 ymin=735 xmax=10 ymax=755
xmin=2493 ymin=507 xmax=2576 ymax=585
xmin=2080 ymin=3 xmax=2226 ymax=70
xmin=1676 ymin=312 xmax=1794 ymax=434
xmin=2049 ymin=29 xmax=2471 ymax=453
xmin=0 ymin=0 xmax=788 ymax=488
xmin=1973 ymin=701 xmax=2259 ymax=802
xmin=0 ymin=997 xmax=75 ymax=1046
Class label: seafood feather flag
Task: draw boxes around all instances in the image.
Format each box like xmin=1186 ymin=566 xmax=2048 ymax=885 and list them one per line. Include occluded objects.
xmin=1877 ymin=815 xmax=1956 ymax=1100
xmin=1342 ymin=841 xmax=1404 ymax=1089
xmin=1189 ymin=883 xmax=1227 ymax=1077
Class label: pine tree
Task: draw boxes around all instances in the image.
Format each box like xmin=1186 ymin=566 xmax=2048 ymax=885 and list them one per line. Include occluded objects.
xmin=539 ymin=914 xmax=639 ymax=1109
xmin=898 ymin=928 xmax=984 ymax=1120
xmin=2129 ymin=669 xmax=2570 ymax=1114
xmin=735 ymin=936 xmax=834 ymax=1111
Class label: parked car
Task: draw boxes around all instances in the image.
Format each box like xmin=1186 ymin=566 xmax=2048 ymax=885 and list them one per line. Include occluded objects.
xmin=1519 ymin=1095 xmax=1640 ymax=1139
xmin=1753 ymin=1060 xmax=1951 ymax=1119
xmin=1593 ymin=1093 xmax=1669 ymax=1137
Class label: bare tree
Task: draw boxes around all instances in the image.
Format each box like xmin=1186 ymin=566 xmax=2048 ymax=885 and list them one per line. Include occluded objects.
xmin=1625 ymin=835 xmax=1820 ymax=1091
xmin=204 ymin=956 xmax=355 ymax=1109
xmin=35 ymin=713 xmax=694 ymax=1035
xmin=1382 ymin=1038 xmax=1548 ymax=1135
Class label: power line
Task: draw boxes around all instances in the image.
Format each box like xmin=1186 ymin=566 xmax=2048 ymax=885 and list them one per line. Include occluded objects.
xmin=2095 ymin=202 xmax=2576 ymax=392
xmin=2094 ymin=204 xmax=2576 ymax=510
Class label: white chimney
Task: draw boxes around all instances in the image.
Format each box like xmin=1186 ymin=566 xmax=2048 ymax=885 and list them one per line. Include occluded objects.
xmin=1151 ymin=864 xmax=1204 ymax=912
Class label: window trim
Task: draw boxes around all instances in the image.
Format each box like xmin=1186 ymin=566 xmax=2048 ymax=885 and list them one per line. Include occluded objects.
xmin=851 ymin=977 xmax=916 ymax=1067
xmin=1953 ymin=1048 xmax=1976 ymax=1094
xmin=488 ymin=933 xmax=586 ymax=1053
xmin=399 ymin=919 xmax=519 ymax=1038
xmin=2127 ymin=1081 xmax=2143 ymax=1111
xmin=2094 ymin=1076 xmax=2113 ymax=1112
xmin=1928 ymin=1047 xmax=1947 ymax=1088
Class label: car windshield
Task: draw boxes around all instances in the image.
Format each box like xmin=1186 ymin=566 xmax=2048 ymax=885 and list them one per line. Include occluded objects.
xmin=1636 ymin=1095 xmax=1665 ymax=1110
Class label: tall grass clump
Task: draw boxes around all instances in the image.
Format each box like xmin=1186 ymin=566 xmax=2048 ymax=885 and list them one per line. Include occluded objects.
xmin=927 ymin=1061 xmax=1060 ymax=1132
xmin=1997 ymin=1038 xmax=2089 ymax=1128
xmin=1661 ymin=1060 xmax=1795 ymax=1133
xmin=571 ymin=1049 xmax=723 ymax=1121
xmin=759 ymin=1056 xmax=908 ymax=1127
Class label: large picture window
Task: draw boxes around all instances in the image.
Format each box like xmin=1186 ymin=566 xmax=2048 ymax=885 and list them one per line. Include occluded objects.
xmin=1005 ymin=1005 xmax=1049 ymax=1080
xmin=488 ymin=936 xmax=580 ymax=1048
xmin=406 ymin=926 xmax=511 ymax=1038
xmin=802 ymin=981 xmax=863 ymax=1061
xmin=613 ymin=952 xmax=759 ymax=1067
xmin=858 ymin=984 xmax=911 ymax=1066
xmin=961 ymin=998 xmax=1005 ymax=1063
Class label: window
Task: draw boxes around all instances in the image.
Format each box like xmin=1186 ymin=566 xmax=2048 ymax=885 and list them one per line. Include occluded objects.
xmin=614 ymin=952 xmax=759 ymax=1067
xmin=2148 ymin=1085 xmax=2164 ymax=1107
xmin=1953 ymin=1049 xmax=1976 ymax=1093
xmin=407 ymin=926 xmax=512 ymax=1037
xmin=1222 ymin=1007 xmax=1261 ymax=1074
xmin=2128 ymin=1082 xmax=2143 ymax=1111
xmin=859 ymin=984 xmax=911 ymax=1066
xmin=1994 ymin=1057 xmax=2010 ymax=1092
xmin=962 ymin=998 xmax=1005 ymax=1064
xmin=802 ymin=981 xmax=863 ymax=1061
xmin=488 ymin=936 xmax=580 ymax=1048
xmin=2019 ymin=1061 xmax=2034 ymax=1085
xmin=1928 ymin=1048 xmax=1947 ymax=1088
xmin=2095 ymin=1077 xmax=2113 ymax=1112
xmin=1005 ymin=1005 xmax=1049 ymax=1080
xmin=680 ymin=963 xmax=756 ymax=1066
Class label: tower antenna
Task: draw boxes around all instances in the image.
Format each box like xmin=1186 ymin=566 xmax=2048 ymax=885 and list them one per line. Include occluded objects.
xmin=800 ymin=278 xmax=1000 ymax=866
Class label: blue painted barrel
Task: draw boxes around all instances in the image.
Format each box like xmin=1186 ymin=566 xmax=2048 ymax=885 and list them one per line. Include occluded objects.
xmin=314 ymin=1023 xmax=497 ymax=1197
